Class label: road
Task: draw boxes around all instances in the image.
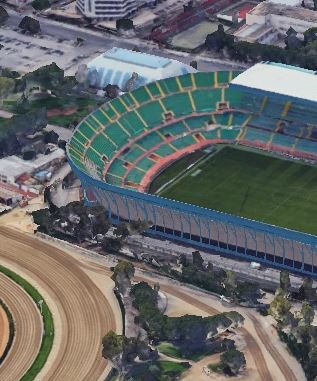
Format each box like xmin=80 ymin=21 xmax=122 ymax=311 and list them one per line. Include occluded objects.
xmin=0 ymin=227 xmax=118 ymax=381
xmin=4 ymin=8 xmax=246 ymax=73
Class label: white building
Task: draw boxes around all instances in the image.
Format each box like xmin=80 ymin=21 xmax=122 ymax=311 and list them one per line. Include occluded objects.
xmin=87 ymin=47 xmax=197 ymax=90
xmin=230 ymin=62 xmax=317 ymax=104
xmin=0 ymin=148 xmax=65 ymax=185
xmin=76 ymin=0 xmax=140 ymax=19
xmin=234 ymin=1 xmax=317 ymax=44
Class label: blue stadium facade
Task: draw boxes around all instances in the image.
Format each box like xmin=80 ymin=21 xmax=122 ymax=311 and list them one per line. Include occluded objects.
xmin=69 ymin=163 xmax=317 ymax=278
xmin=67 ymin=65 xmax=317 ymax=277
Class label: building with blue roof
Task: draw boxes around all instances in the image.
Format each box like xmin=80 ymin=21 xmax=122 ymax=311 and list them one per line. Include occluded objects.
xmin=87 ymin=47 xmax=197 ymax=90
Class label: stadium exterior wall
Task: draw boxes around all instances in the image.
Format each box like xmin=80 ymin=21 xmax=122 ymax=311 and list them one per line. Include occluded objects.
xmin=70 ymin=161 xmax=317 ymax=278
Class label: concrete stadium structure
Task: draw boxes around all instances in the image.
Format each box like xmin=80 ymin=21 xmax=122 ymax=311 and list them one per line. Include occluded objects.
xmin=67 ymin=64 xmax=317 ymax=277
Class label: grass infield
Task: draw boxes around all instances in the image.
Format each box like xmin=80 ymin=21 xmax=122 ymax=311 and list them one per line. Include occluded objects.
xmin=0 ymin=265 xmax=54 ymax=381
xmin=156 ymin=146 xmax=317 ymax=235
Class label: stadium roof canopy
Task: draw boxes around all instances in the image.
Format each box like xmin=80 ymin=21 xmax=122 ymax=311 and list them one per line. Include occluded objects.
xmin=87 ymin=47 xmax=197 ymax=90
xmin=230 ymin=62 xmax=317 ymax=103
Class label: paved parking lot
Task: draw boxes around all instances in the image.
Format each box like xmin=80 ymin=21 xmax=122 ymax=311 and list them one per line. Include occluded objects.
xmin=0 ymin=25 xmax=102 ymax=74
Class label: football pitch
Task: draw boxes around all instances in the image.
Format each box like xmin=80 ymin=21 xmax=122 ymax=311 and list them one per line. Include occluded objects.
xmin=153 ymin=146 xmax=317 ymax=235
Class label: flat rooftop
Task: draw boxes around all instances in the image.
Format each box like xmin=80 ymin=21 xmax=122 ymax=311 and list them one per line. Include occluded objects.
xmin=249 ymin=1 xmax=317 ymax=23
xmin=103 ymin=47 xmax=171 ymax=69
xmin=230 ymin=62 xmax=317 ymax=103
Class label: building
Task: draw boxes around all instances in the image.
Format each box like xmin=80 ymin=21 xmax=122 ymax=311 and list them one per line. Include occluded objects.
xmin=87 ymin=47 xmax=197 ymax=90
xmin=0 ymin=148 xmax=65 ymax=185
xmin=67 ymin=67 xmax=317 ymax=277
xmin=0 ymin=182 xmax=37 ymax=206
xmin=76 ymin=0 xmax=139 ymax=19
xmin=234 ymin=1 xmax=317 ymax=43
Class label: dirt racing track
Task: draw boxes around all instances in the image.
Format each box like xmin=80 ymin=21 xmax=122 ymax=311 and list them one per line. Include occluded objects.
xmin=0 ymin=227 xmax=118 ymax=381
xmin=0 ymin=226 xmax=300 ymax=381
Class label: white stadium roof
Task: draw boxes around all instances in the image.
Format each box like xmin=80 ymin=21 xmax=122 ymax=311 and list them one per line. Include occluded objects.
xmin=230 ymin=62 xmax=317 ymax=103
xmin=87 ymin=47 xmax=197 ymax=90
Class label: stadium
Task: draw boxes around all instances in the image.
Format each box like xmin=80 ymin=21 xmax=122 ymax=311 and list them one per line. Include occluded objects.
xmin=67 ymin=62 xmax=317 ymax=277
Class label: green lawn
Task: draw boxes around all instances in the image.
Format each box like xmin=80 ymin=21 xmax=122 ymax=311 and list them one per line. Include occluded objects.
xmin=157 ymin=146 xmax=317 ymax=235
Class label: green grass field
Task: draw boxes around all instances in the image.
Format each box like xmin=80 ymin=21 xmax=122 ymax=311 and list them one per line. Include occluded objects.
xmin=156 ymin=146 xmax=317 ymax=235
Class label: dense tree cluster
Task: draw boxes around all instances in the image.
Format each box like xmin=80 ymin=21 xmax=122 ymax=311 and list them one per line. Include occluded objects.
xmin=205 ymin=24 xmax=317 ymax=70
xmin=32 ymin=201 xmax=110 ymax=242
xmin=165 ymin=251 xmax=262 ymax=306
xmin=269 ymin=273 xmax=317 ymax=381
xmin=130 ymin=281 xmax=244 ymax=358
xmin=0 ymin=108 xmax=47 ymax=158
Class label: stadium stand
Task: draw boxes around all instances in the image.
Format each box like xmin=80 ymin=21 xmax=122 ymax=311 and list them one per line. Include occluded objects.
xmin=69 ymin=70 xmax=317 ymax=191
xmin=68 ymin=68 xmax=317 ymax=277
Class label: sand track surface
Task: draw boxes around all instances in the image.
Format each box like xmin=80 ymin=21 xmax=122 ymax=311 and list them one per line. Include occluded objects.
xmin=0 ymin=227 xmax=118 ymax=381
xmin=0 ymin=273 xmax=42 ymax=381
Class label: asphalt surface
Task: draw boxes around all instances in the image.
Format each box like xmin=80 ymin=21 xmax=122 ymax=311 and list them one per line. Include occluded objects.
xmin=4 ymin=8 xmax=245 ymax=72
xmin=0 ymin=227 xmax=117 ymax=381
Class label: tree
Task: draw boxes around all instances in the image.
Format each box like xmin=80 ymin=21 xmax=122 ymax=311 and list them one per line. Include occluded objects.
xmin=43 ymin=130 xmax=59 ymax=144
xmin=280 ymin=270 xmax=290 ymax=293
xmin=0 ymin=6 xmax=9 ymax=23
xmin=224 ymin=270 xmax=237 ymax=298
xmin=0 ymin=77 xmax=15 ymax=99
xmin=314 ymin=0 xmax=317 ymax=11
xmin=75 ymin=37 xmax=85 ymax=46
xmin=192 ymin=250 xmax=204 ymax=269
xmin=220 ymin=349 xmax=246 ymax=376
xmin=19 ymin=16 xmax=41 ymax=34
xmin=300 ymin=302 xmax=315 ymax=326
xmin=111 ymin=261 xmax=135 ymax=296
xmin=298 ymin=277 xmax=317 ymax=302
xmin=205 ymin=24 xmax=234 ymax=52
xmin=269 ymin=288 xmax=292 ymax=326
xmin=23 ymin=150 xmax=36 ymax=160
xmin=32 ymin=0 xmax=50 ymax=10
xmin=116 ymin=18 xmax=134 ymax=31
xmin=104 ymin=84 xmax=120 ymax=99
xmin=102 ymin=330 xmax=124 ymax=372
xmin=114 ymin=222 xmax=130 ymax=239
xmin=101 ymin=237 xmax=123 ymax=254
xmin=190 ymin=60 xmax=197 ymax=69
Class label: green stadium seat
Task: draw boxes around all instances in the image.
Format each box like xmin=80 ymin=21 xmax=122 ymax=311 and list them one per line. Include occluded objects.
xmin=160 ymin=122 xmax=187 ymax=136
xmin=126 ymin=167 xmax=145 ymax=184
xmin=178 ymin=74 xmax=194 ymax=90
xmin=138 ymin=101 xmax=165 ymax=127
xmin=191 ymin=89 xmax=221 ymax=113
xmin=146 ymin=81 xmax=163 ymax=98
xmin=137 ymin=157 xmax=155 ymax=172
xmin=120 ymin=112 xmax=146 ymax=135
xmin=171 ymin=135 xmax=196 ymax=150
xmin=108 ymin=158 xmax=127 ymax=178
xmin=93 ymin=109 xmax=110 ymax=126
xmin=104 ymin=122 xmax=130 ymax=146
xmin=159 ymin=77 xmax=181 ymax=94
xmin=86 ymin=147 xmax=104 ymax=168
xmin=185 ymin=115 xmax=210 ymax=130
xmin=123 ymin=146 xmax=144 ymax=162
xmin=91 ymin=134 xmax=116 ymax=159
xmin=138 ymin=131 xmax=163 ymax=151
xmin=132 ymin=86 xmax=152 ymax=104
xmin=221 ymin=129 xmax=240 ymax=140
xmin=154 ymin=144 xmax=175 ymax=157
xmin=194 ymin=72 xmax=215 ymax=88
xmin=162 ymin=93 xmax=193 ymax=117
